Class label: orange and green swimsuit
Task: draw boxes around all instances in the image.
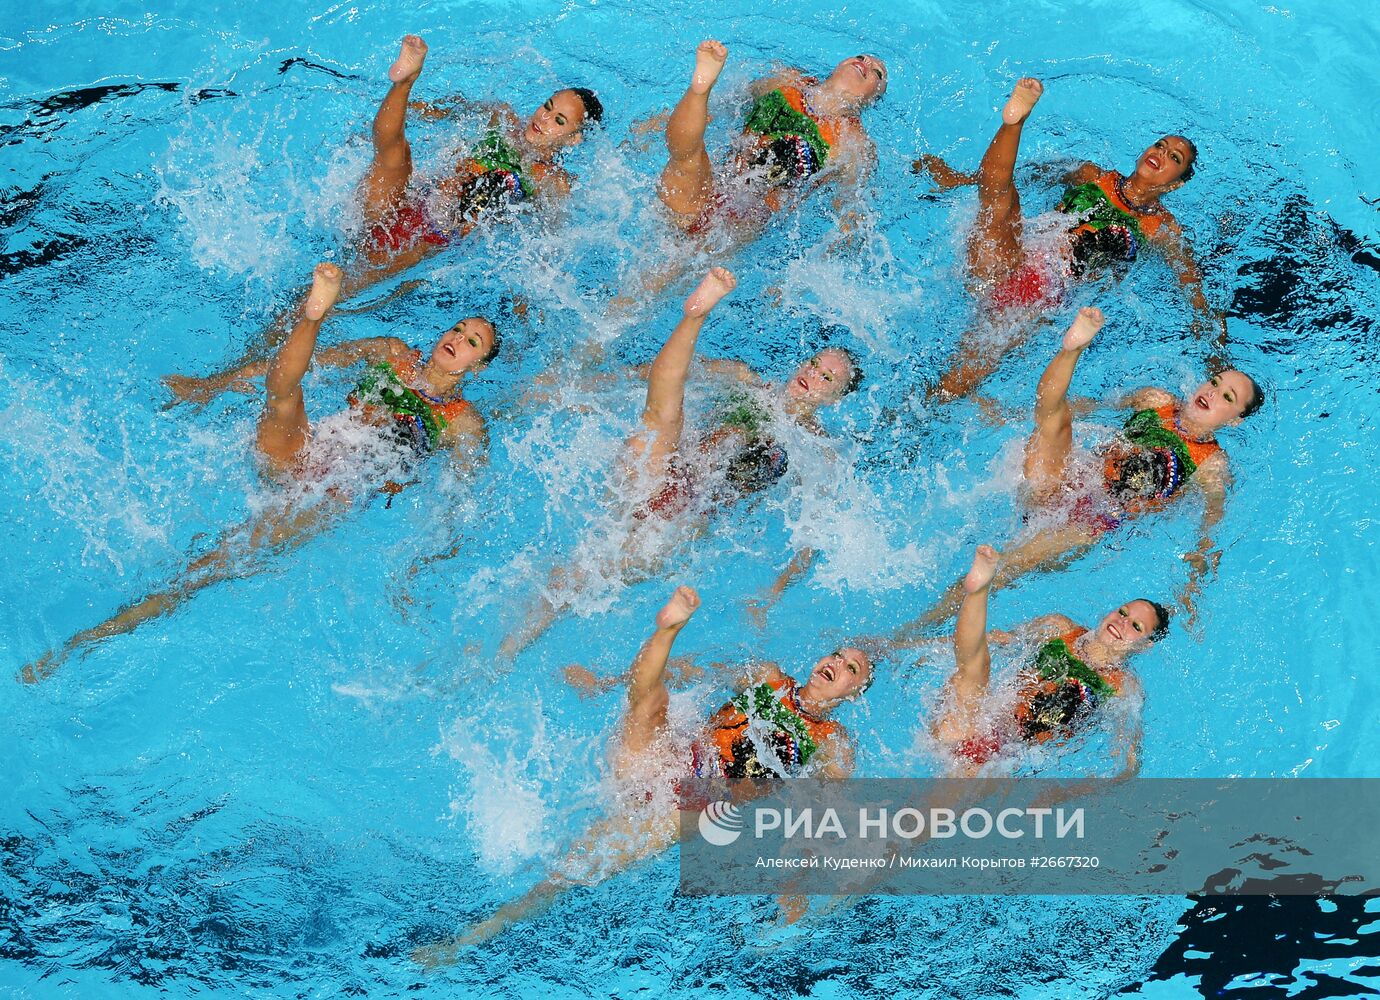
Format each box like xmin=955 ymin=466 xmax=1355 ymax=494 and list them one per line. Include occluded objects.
xmin=369 ymin=130 xmax=552 ymax=251
xmin=348 ymin=351 xmax=472 ymax=453
xmin=1058 ymin=170 xmax=1169 ymax=260
xmin=742 ymin=82 xmax=843 ymax=177
xmin=1073 ymin=403 xmax=1223 ymax=534
xmin=957 ymin=627 xmax=1125 ymax=765
xmin=691 ymin=674 xmax=842 ymax=782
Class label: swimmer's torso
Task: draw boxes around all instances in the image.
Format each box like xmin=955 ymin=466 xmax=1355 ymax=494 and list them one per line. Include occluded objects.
xmin=732 ymin=80 xmax=861 ymax=214
xmin=1012 ymin=627 xmax=1124 ymax=744
xmin=430 ymin=128 xmax=562 ymax=234
xmin=348 ymin=351 xmax=473 ymax=453
xmin=692 ymin=674 xmax=841 ymax=782
xmin=637 ymin=389 xmax=789 ymax=521
xmin=1100 ymin=403 xmax=1222 ymax=516
xmin=956 ymin=627 xmax=1125 ymax=765
xmin=1057 ymin=170 xmax=1170 ymax=269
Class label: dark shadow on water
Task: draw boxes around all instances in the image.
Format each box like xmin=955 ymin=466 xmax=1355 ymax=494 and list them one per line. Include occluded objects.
xmin=1132 ymin=895 xmax=1380 ymax=999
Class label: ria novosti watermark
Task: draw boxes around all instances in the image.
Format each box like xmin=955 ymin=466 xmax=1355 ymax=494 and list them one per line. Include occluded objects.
xmin=680 ymin=779 xmax=1380 ymax=896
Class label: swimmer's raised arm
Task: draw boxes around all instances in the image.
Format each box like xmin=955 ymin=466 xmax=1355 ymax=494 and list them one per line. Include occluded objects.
xmin=408 ymin=92 xmax=516 ymax=123
xmin=912 ymin=155 xmax=1097 ymax=191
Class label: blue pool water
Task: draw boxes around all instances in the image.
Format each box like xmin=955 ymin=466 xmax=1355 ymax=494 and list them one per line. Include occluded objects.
xmin=3 ymin=1 xmax=1379 ymax=996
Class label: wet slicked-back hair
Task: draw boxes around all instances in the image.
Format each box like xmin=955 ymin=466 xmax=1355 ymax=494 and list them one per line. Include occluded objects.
xmin=1141 ymin=600 xmax=1172 ymax=642
xmin=569 ymin=87 xmax=604 ymax=127
xmin=1237 ymin=370 xmax=1264 ymax=418
xmin=831 ymin=347 xmax=865 ymax=396
xmin=479 ymin=318 xmax=501 ymax=364
xmin=1177 ymin=135 xmax=1199 ymax=182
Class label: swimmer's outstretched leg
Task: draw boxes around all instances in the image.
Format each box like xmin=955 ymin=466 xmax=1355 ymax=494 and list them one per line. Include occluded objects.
xmin=414 ymin=588 xmax=700 ymax=964
xmin=967 ymin=77 xmax=1042 ymax=285
xmin=619 ymin=585 xmax=701 ymax=758
xmin=361 ymin=34 xmax=427 ymax=231
xmin=930 ymin=78 xmax=1045 ymax=400
xmin=658 ymin=41 xmax=727 ymax=221
xmin=933 ymin=545 xmax=1000 ymax=743
xmin=256 ymin=263 xmax=343 ymax=476
xmin=627 ymin=267 xmax=737 ymax=471
xmin=1023 ymin=306 xmax=1102 ymax=499
xmin=20 ymin=502 xmax=338 ymax=683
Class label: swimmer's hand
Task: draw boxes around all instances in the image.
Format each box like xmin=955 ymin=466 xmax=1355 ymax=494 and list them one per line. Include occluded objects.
xmin=161 ymin=373 xmax=256 ymax=409
xmin=1179 ymin=542 xmax=1219 ymax=633
xmin=746 ymin=596 xmax=772 ymax=630
xmin=911 ymin=153 xmax=976 ymax=191
xmin=562 ymin=663 xmax=605 ymax=697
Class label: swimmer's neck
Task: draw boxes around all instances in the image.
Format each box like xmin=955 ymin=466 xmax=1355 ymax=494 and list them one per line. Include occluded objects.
xmin=782 ymin=392 xmax=820 ymax=423
xmin=1076 ymin=633 xmax=1124 ymax=671
xmin=803 ymin=82 xmax=859 ymax=119
xmin=417 ymin=362 xmax=466 ymax=399
xmin=1173 ymin=402 xmax=1215 ymax=442
xmin=1118 ymin=172 xmax=1166 ymax=211
xmin=512 ymin=129 xmax=559 ymax=165
xmin=796 ymin=688 xmax=836 ymax=719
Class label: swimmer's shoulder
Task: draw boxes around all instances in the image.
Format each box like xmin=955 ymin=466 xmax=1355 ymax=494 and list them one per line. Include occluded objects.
xmin=1020 ymin=613 xmax=1079 ymax=642
xmin=533 ymin=162 xmax=574 ymax=200
xmin=1065 ymin=161 xmax=1103 ymax=186
xmin=748 ymin=67 xmax=807 ymax=99
xmin=441 ymin=400 xmax=487 ymax=448
xmin=1122 ymin=386 xmax=1176 ymax=411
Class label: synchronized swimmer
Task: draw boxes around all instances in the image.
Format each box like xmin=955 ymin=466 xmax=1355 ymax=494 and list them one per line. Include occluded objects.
xmin=26 ymin=263 xmax=498 ymax=681
xmin=502 ymin=266 xmax=863 ymax=658
xmin=916 ymin=77 xmax=1214 ymax=398
xmin=21 ymin=29 xmax=1273 ymax=958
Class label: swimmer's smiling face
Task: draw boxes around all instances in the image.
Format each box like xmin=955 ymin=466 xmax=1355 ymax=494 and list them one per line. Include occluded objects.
xmin=1095 ymin=601 xmax=1161 ymax=654
xmin=524 ymin=90 xmax=587 ymax=151
xmin=786 ymin=350 xmax=854 ymax=405
xmin=825 ymin=54 xmax=887 ymax=106
xmin=1186 ymin=369 xmax=1255 ymax=429
xmin=1134 ymin=135 xmax=1195 ymax=190
xmin=429 ymin=317 xmax=496 ymax=374
xmin=802 ymin=647 xmax=872 ymax=703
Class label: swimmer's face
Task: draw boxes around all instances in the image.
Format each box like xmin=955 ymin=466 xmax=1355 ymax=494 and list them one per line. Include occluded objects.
xmin=786 ymin=350 xmax=853 ymax=405
xmin=1186 ymin=370 xmax=1255 ymax=429
xmin=825 ymin=54 xmax=888 ymax=106
xmin=802 ymin=647 xmax=872 ymax=703
xmin=430 ymin=317 xmax=496 ymax=374
xmin=1095 ymin=600 xmax=1162 ymax=654
xmin=1133 ymin=136 xmax=1195 ymax=190
xmin=524 ymin=90 xmax=586 ymax=150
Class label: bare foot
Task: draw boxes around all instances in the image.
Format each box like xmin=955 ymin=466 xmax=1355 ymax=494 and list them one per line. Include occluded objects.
xmin=912 ymin=153 xmax=976 ymax=189
xmin=656 ymin=585 xmax=701 ymax=629
xmin=389 ymin=35 xmax=428 ymax=84
xmin=690 ymin=40 xmax=728 ymax=95
xmin=963 ymin=545 xmax=1000 ymax=594
xmin=302 ymin=263 xmax=343 ymax=321
xmin=1061 ymin=306 xmax=1105 ymax=352
xmin=683 ymin=267 xmax=736 ymax=317
xmin=1002 ymin=77 xmax=1043 ymax=125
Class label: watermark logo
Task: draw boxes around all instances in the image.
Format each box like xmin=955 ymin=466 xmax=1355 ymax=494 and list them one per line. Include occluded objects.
xmin=698 ymin=800 xmax=745 ymax=846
